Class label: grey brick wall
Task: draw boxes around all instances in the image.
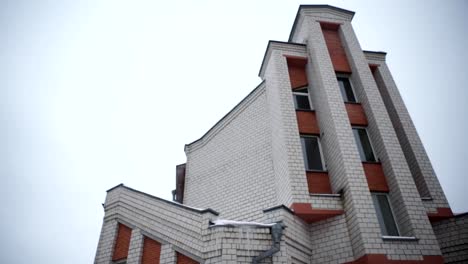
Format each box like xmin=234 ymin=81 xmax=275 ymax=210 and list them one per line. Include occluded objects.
xmin=341 ymin=18 xmax=441 ymax=258
xmin=299 ymin=14 xmax=382 ymax=259
xmin=127 ymin=228 xmax=143 ymax=264
xmin=288 ymin=6 xmax=445 ymax=261
xmin=263 ymin=43 xmax=311 ymax=206
xmin=94 ymin=219 xmax=118 ymax=264
xmin=432 ymin=214 xmax=468 ymax=263
xmin=365 ymin=52 xmax=450 ymax=210
xmin=95 ymin=185 xmax=284 ymax=264
xmin=309 ymin=215 xmax=354 ymax=264
xmin=184 ymin=84 xmax=278 ymax=221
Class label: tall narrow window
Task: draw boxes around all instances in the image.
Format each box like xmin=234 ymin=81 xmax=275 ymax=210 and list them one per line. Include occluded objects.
xmin=372 ymin=193 xmax=400 ymax=236
xmin=293 ymin=86 xmax=312 ymax=110
xmin=337 ymin=77 xmax=357 ymax=103
xmin=300 ymin=135 xmax=324 ymax=171
xmin=353 ymin=127 xmax=376 ymax=162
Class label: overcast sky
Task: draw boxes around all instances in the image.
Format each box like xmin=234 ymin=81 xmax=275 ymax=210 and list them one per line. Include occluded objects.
xmin=1 ymin=1 xmax=467 ymax=263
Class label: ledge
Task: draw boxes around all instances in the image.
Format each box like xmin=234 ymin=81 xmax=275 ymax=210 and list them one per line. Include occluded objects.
xmin=295 ymin=109 xmax=316 ymax=112
xmin=428 ymin=207 xmax=454 ymax=222
xmin=290 ymin=203 xmax=344 ymax=223
xmin=344 ymin=101 xmax=361 ymax=105
xmin=382 ymin=236 xmax=418 ymax=242
xmin=421 ymin=197 xmax=433 ymax=201
xmin=306 ymin=169 xmax=328 ymax=173
xmin=361 ymin=161 xmax=381 ymax=164
xmin=309 ymin=193 xmax=341 ymax=198
xmin=263 ymin=204 xmax=295 ymax=215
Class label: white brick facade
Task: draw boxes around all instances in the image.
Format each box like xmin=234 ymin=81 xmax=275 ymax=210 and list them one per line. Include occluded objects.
xmin=94 ymin=5 xmax=462 ymax=264
xmin=432 ymin=214 xmax=468 ymax=263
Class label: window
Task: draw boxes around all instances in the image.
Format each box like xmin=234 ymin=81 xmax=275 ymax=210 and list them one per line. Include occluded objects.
xmin=353 ymin=127 xmax=376 ymax=162
xmin=300 ymin=135 xmax=324 ymax=171
xmin=372 ymin=193 xmax=400 ymax=236
xmin=337 ymin=76 xmax=357 ymax=103
xmin=293 ymin=86 xmax=312 ymax=110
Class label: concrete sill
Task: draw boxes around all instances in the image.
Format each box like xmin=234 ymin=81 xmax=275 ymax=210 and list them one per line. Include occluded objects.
xmin=344 ymin=101 xmax=361 ymax=105
xmin=295 ymin=109 xmax=316 ymax=112
xmin=382 ymin=236 xmax=418 ymax=241
xmin=309 ymin=193 xmax=341 ymax=198
xmin=421 ymin=197 xmax=433 ymax=201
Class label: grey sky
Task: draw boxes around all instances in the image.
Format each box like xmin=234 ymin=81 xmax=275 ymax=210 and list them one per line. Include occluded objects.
xmin=1 ymin=1 xmax=467 ymax=263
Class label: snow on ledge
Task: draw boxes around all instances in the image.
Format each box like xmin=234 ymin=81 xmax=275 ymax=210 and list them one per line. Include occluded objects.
xmin=211 ymin=219 xmax=276 ymax=227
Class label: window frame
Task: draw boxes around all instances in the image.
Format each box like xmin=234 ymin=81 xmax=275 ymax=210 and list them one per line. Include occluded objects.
xmin=371 ymin=192 xmax=401 ymax=236
xmin=292 ymin=86 xmax=313 ymax=111
xmin=300 ymin=134 xmax=326 ymax=171
xmin=352 ymin=126 xmax=378 ymax=162
xmin=336 ymin=74 xmax=358 ymax=103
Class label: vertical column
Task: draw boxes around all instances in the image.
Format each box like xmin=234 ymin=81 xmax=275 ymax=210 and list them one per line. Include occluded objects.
xmin=304 ymin=19 xmax=383 ymax=258
xmin=338 ymin=21 xmax=441 ymax=254
xmin=373 ymin=63 xmax=449 ymax=209
xmin=160 ymin=244 xmax=176 ymax=264
xmin=265 ymin=50 xmax=310 ymax=205
xmin=94 ymin=219 xmax=118 ymax=264
xmin=126 ymin=229 xmax=144 ymax=264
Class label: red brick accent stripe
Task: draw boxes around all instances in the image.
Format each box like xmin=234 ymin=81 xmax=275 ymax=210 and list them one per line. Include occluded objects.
xmin=362 ymin=162 xmax=389 ymax=192
xmin=345 ymin=103 xmax=368 ymax=126
xmin=320 ymin=22 xmax=352 ymax=73
xmin=141 ymin=236 xmax=162 ymax=264
xmin=345 ymin=254 xmax=444 ymax=264
xmin=285 ymin=56 xmax=308 ymax=89
xmin=176 ymin=252 xmax=199 ymax=264
xmin=296 ymin=110 xmax=320 ymax=135
xmin=427 ymin=208 xmax=454 ymax=222
xmin=306 ymin=171 xmax=332 ymax=194
xmin=369 ymin=64 xmax=379 ymax=73
xmin=112 ymin=223 xmax=132 ymax=261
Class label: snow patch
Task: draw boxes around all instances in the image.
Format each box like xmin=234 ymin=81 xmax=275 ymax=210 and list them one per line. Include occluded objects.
xmin=211 ymin=219 xmax=275 ymax=227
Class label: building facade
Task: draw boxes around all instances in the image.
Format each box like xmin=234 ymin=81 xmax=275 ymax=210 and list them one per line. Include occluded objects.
xmin=94 ymin=5 xmax=467 ymax=264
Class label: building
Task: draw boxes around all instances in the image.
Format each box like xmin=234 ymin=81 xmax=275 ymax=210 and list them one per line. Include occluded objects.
xmin=94 ymin=5 xmax=467 ymax=264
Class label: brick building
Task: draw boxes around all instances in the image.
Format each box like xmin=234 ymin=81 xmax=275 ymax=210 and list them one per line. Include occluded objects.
xmin=94 ymin=5 xmax=467 ymax=264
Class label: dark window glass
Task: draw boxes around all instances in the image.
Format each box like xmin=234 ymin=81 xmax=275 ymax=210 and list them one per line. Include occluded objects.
xmin=353 ymin=128 xmax=376 ymax=162
xmin=294 ymin=94 xmax=311 ymax=110
xmin=300 ymin=136 xmax=324 ymax=171
xmin=372 ymin=193 xmax=400 ymax=236
xmin=293 ymin=87 xmax=312 ymax=110
xmin=337 ymin=77 xmax=357 ymax=102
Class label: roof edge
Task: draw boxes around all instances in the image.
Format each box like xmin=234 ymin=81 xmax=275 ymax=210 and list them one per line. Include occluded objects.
xmin=185 ymin=80 xmax=266 ymax=152
xmin=106 ymin=183 xmax=220 ymax=215
xmin=363 ymin=50 xmax=387 ymax=55
xmin=258 ymin=40 xmax=307 ymax=77
xmin=289 ymin=5 xmax=355 ymax=42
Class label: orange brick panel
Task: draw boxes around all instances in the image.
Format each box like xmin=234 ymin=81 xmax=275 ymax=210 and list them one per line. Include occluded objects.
xmin=321 ymin=26 xmax=352 ymax=73
xmin=141 ymin=237 xmax=162 ymax=264
xmin=296 ymin=111 xmax=320 ymax=135
xmin=112 ymin=223 xmax=132 ymax=261
xmin=286 ymin=56 xmax=308 ymax=89
xmin=428 ymin=208 xmax=454 ymax=222
xmin=345 ymin=103 xmax=368 ymax=126
xmin=362 ymin=162 xmax=389 ymax=192
xmin=177 ymin=252 xmax=199 ymax=264
xmin=306 ymin=171 xmax=332 ymax=194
